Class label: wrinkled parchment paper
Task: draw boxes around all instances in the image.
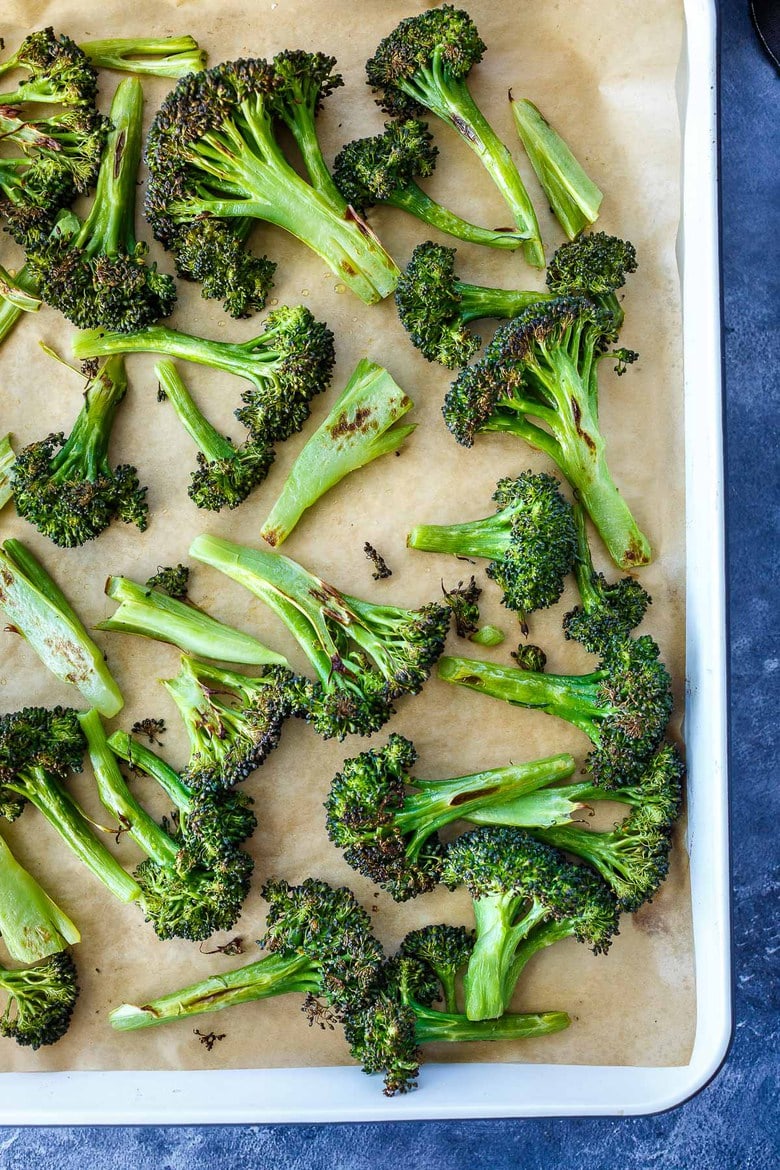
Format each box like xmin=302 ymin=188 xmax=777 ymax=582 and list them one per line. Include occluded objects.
xmin=0 ymin=0 xmax=692 ymax=1079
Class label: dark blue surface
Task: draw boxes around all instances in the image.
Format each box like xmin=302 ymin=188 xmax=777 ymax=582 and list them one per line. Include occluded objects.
xmin=1 ymin=2 xmax=777 ymax=1165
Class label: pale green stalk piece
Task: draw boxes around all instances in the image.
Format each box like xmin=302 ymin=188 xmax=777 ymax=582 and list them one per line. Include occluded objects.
xmin=0 ymin=829 xmax=80 ymax=963
xmin=0 ymin=539 xmax=123 ymax=717
xmin=261 ymin=359 xmax=415 ymax=547
xmin=510 ymin=99 xmax=603 ymax=241
xmin=0 ymin=434 xmax=15 ymax=511
xmin=469 ymin=625 xmax=504 ymax=647
xmin=0 ymin=264 xmax=41 ymax=312
xmin=80 ymin=37 xmax=206 ymax=78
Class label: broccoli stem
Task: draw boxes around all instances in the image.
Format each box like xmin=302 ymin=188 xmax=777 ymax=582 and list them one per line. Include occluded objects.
xmin=0 ymin=265 xmax=37 ymax=346
xmin=531 ymin=823 xmax=640 ymax=890
xmin=78 ymin=709 xmax=179 ymax=868
xmin=0 ymin=539 xmax=124 ymax=718
xmin=155 ymin=359 xmax=237 ymax=465
xmin=0 ymin=262 xmax=41 ymax=312
xmin=0 ymin=433 xmax=15 ymax=511
xmin=108 ymin=731 xmax=193 ymax=813
xmin=273 ymin=94 xmax=344 ymax=206
xmin=454 ymin=283 xmax=552 ymax=324
xmin=49 ymin=356 xmax=128 ymax=484
xmin=400 ymin=52 xmax=544 ymax=267
xmin=383 ymin=184 xmax=527 ymax=251
xmin=412 ymin=1003 xmax=569 ymax=1044
xmin=80 ymin=37 xmax=206 ymax=78
xmin=109 ymin=951 xmax=320 ymax=1030
xmin=97 ymin=575 xmax=288 ymax=667
xmin=74 ymin=78 xmax=143 ymax=258
xmin=465 ymin=895 xmax=549 ymax=1020
xmin=409 ymin=512 xmax=516 ymax=560
xmin=0 ymin=829 xmax=80 ymax=963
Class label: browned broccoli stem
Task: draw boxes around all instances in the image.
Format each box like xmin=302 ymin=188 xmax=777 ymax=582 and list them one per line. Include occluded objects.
xmin=412 ymin=1005 xmax=569 ymax=1044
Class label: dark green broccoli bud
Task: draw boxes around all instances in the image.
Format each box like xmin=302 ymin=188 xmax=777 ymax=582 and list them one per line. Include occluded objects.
xmin=146 ymin=564 xmax=190 ymax=599
xmin=364 ymin=543 xmax=392 ymax=580
xmin=155 ymin=360 xmax=273 ymax=511
xmin=438 ymin=634 xmax=673 ymax=788
xmin=334 ymin=120 xmax=526 ymax=251
xmin=0 ymin=951 xmax=79 ymax=1049
xmin=443 ymin=295 xmax=651 ymax=570
xmin=162 ymin=657 xmax=294 ymax=790
xmin=396 ymin=242 xmax=553 ymax=368
xmin=72 ymin=304 xmax=336 ymax=445
xmin=511 ymin=643 xmax=547 ymax=672
xmin=510 ymin=99 xmax=603 ymax=241
xmin=190 ymin=536 xmax=451 ymax=740
xmin=409 ymin=472 xmax=577 ymax=628
xmin=98 ymin=574 xmax=288 ymax=667
xmin=563 ymin=502 xmax=651 ymax=654
xmin=441 ymin=577 xmax=481 ymax=638
xmin=0 ymin=539 xmax=124 ymax=716
xmin=325 ymin=733 xmax=576 ymax=901
xmin=366 ymin=7 xmax=543 ymax=267
xmin=25 ymin=79 xmax=176 ymax=332
xmin=168 ymin=218 xmax=276 ymax=318
xmin=442 ymin=826 xmax=619 ymax=1019
xmin=0 ymin=827 xmax=80 ymax=963
xmin=80 ymin=36 xmax=207 ymax=78
xmin=109 ymin=878 xmax=385 ymax=1031
xmin=143 ymin=57 xmax=399 ymax=308
xmin=260 ymin=359 xmax=415 ymax=547
xmin=11 ymin=355 xmax=148 ymax=547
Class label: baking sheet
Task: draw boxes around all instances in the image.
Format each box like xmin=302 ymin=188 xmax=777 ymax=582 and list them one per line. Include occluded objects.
xmin=0 ymin=0 xmax=693 ymax=1078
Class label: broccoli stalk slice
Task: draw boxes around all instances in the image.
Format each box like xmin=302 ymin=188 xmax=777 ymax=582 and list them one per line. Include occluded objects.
xmin=97 ymin=574 xmax=288 ymax=666
xmin=410 ymin=511 xmax=525 ymax=559
xmin=261 ymin=359 xmax=416 ymax=547
xmin=412 ymin=1003 xmax=569 ymax=1044
xmin=109 ymin=951 xmax=320 ymax=1031
xmin=0 ymin=829 xmax=80 ymax=963
xmin=80 ymin=37 xmax=206 ymax=78
xmin=0 ymin=434 xmax=16 ymax=511
xmin=0 ymin=285 xmax=26 ymax=347
xmin=0 ymin=539 xmax=123 ymax=717
xmin=0 ymin=263 xmax=41 ymax=311
xmin=510 ymin=99 xmax=603 ymax=241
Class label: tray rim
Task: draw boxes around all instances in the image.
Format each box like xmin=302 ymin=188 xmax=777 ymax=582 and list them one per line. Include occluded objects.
xmin=0 ymin=0 xmax=730 ymax=1123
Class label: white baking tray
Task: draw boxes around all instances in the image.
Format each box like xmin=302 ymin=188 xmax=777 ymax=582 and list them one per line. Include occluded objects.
xmin=0 ymin=0 xmax=729 ymax=1122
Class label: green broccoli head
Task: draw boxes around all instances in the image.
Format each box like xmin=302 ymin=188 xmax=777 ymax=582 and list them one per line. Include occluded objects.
xmin=146 ymin=563 xmax=190 ymax=599
xmin=135 ymin=846 xmax=253 ymax=941
xmin=546 ymin=232 xmax=638 ymax=299
xmin=395 ymin=241 xmax=482 ymax=369
xmin=269 ymin=49 xmax=343 ymax=119
xmin=0 ymin=951 xmax=79 ymax=1048
xmin=189 ymin=443 xmax=274 ymax=512
xmin=0 ymin=28 xmax=98 ymax=105
xmin=163 ymin=218 xmax=276 ymax=319
xmin=0 ymin=706 xmax=85 ymax=819
xmin=333 ymin=119 xmax=437 ymax=212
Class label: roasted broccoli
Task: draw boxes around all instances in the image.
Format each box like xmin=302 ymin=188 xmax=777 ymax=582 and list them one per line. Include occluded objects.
xmin=0 ymin=539 xmax=123 ymax=716
xmin=396 ymin=242 xmax=552 ymax=368
xmin=72 ymin=304 xmax=336 ymax=445
xmin=0 ymin=951 xmax=79 ymax=1049
xmin=80 ymin=36 xmax=206 ymax=78
xmin=408 ymin=471 xmax=577 ymax=628
xmin=190 ymin=536 xmax=451 ymax=740
xmin=0 ymin=827 xmax=80 ymax=964
xmin=161 ymin=657 xmax=294 ymax=790
xmin=545 ymin=232 xmax=638 ymax=325
xmin=334 ymin=120 xmax=526 ymax=251
xmin=155 ymin=360 xmax=273 ymax=511
xmin=0 ymin=434 xmax=16 ymax=511
xmin=97 ymin=574 xmax=289 ymax=667
xmin=442 ymin=827 xmax=620 ymax=1020
xmin=260 ymin=358 xmax=415 ymax=547
xmin=438 ymin=633 xmax=673 ymax=787
xmin=109 ymin=878 xmax=385 ymax=1030
xmin=366 ymin=7 xmax=544 ymax=267
xmin=24 ymin=78 xmax=176 ymax=332
xmin=144 ymin=54 xmax=399 ymax=311
xmin=443 ymin=294 xmax=650 ymax=570
xmin=0 ymin=263 xmax=41 ymax=312
xmin=325 ymin=733 xmax=577 ymax=900
xmin=145 ymin=564 xmax=190 ymax=599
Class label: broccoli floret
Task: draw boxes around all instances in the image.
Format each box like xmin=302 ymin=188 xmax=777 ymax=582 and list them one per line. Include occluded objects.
xmin=11 ymin=355 xmax=148 ymax=547
xmin=441 ymin=577 xmax=481 ymax=638
xmin=366 ymin=7 xmax=543 ymax=267
xmin=0 ymin=827 xmax=80 ymax=963
xmin=510 ymin=99 xmax=603 ymax=241
xmin=563 ymin=502 xmax=651 ymax=654
xmin=443 ymin=293 xmax=650 ymax=570
xmin=190 ymin=535 xmax=451 ymax=740
xmin=79 ymin=708 xmax=254 ymax=940
xmin=0 ymin=31 xmax=107 ymax=244
xmin=24 ymin=79 xmax=176 ymax=332
xmin=334 ymin=120 xmax=526 ymax=251
xmin=364 ymin=543 xmax=392 ymax=581
xmin=167 ymin=218 xmax=277 ymax=319
xmin=155 ymin=359 xmax=273 ymax=511
xmin=109 ymin=878 xmax=385 ymax=1030
xmin=441 ymin=826 xmax=619 ymax=1019
xmin=325 ymin=733 xmax=576 ymax=900
xmin=144 ymin=56 xmax=399 ymax=310
xmin=545 ymin=232 xmax=638 ymax=326
xmin=80 ymin=36 xmax=207 ymax=78
xmin=72 ymin=304 xmax=336 ymax=445
xmin=396 ymin=242 xmax=553 ymax=368
xmin=438 ymin=633 xmax=673 ymax=787
xmin=146 ymin=564 xmax=190 ymax=599
xmin=260 ymin=358 xmax=415 ymax=547
xmin=98 ymin=573 xmax=289 ymax=667
xmin=161 ymin=657 xmax=294 ymax=790
xmin=399 ymin=923 xmax=474 ymax=1014
xmin=0 ymin=951 xmax=79 ymax=1049
xmin=0 ymin=539 xmax=124 ymax=716
xmin=409 ymin=471 xmax=577 ymax=628
xmin=511 ymin=643 xmax=548 ymax=672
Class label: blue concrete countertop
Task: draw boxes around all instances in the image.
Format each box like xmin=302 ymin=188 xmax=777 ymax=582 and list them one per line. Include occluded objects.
xmin=0 ymin=1 xmax=776 ymax=1165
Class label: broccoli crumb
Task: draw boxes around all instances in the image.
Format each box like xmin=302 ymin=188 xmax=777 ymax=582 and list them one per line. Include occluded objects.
xmin=130 ymin=718 xmax=166 ymax=745
xmin=441 ymin=577 xmax=481 ymax=638
xmin=194 ymin=1028 xmax=226 ymax=1051
xmin=199 ymin=936 xmax=245 ymax=957
xmin=364 ymin=542 xmax=392 ymax=580
xmin=145 ymin=564 xmax=190 ymax=599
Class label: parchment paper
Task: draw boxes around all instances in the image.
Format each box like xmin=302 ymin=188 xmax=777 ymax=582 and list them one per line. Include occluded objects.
xmin=0 ymin=0 xmax=692 ymax=1078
